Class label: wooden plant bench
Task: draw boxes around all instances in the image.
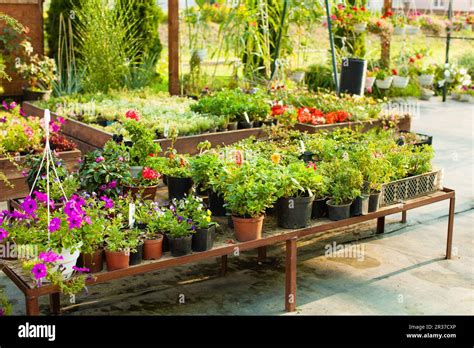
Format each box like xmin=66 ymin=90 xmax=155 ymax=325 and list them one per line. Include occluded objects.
xmin=0 ymin=188 xmax=455 ymax=315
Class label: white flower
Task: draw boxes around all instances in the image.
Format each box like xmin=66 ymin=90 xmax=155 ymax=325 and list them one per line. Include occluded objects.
xmin=444 ymin=70 xmax=451 ymax=78
xmin=460 ymin=68 xmax=467 ymax=75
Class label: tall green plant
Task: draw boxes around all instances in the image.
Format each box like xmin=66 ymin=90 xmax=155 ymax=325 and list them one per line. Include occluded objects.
xmin=74 ymin=0 xmax=142 ymax=93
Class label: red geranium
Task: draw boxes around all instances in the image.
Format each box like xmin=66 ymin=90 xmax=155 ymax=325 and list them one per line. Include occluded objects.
xmin=392 ymin=69 xmax=398 ymax=76
xmin=125 ymin=109 xmax=140 ymax=121
xmin=271 ymin=104 xmax=288 ymax=117
xmin=142 ymin=167 xmax=160 ymax=180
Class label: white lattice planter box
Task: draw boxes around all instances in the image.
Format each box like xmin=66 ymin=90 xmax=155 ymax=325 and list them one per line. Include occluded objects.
xmin=380 ymin=169 xmax=443 ymax=207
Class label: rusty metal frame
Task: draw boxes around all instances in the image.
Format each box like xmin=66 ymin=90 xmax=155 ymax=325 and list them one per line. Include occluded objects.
xmin=0 ymin=188 xmax=455 ymax=315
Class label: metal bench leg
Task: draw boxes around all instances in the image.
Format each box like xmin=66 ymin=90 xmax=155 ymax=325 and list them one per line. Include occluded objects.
xmin=285 ymin=238 xmax=297 ymax=312
xmin=401 ymin=211 xmax=407 ymax=223
xmin=376 ymin=216 xmax=385 ymax=234
xmin=49 ymin=293 xmax=61 ymax=315
xmin=26 ymin=296 xmax=40 ymax=316
xmin=257 ymin=246 xmax=267 ymax=263
xmin=220 ymin=255 xmax=228 ymax=276
xmin=446 ymin=197 xmax=455 ymax=259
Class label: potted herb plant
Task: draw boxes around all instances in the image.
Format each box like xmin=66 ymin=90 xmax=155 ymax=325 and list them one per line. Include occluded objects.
xmin=275 ymin=162 xmax=324 ymax=229
xmin=324 ymin=159 xmax=363 ymax=221
xmin=220 ymin=160 xmax=279 ymax=242
xmin=167 ymin=213 xmax=196 ymax=257
xmin=162 ymin=150 xmax=193 ymax=200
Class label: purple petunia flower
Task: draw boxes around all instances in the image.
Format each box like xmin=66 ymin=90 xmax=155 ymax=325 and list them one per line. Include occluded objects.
xmin=48 ymin=217 xmax=61 ymax=233
xmin=31 ymin=263 xmax=47 ymax=280
xmin=2 ymin=101 xmax=8 ymax=110
xmin=21 ymin=196 xmax=37 ymax=216
xmin=99 ymin=185 xmax=107 ymax=192
xmin=0 ymin=228 xmax=8 ymax=241
xmin=177 ymin=216 xmax=184 ymax=223
xmin=0 ymin=308 xmax=5 ymax=316
xmin=72 ymin=266 xmax=90 ymax=273
xmin=84 ymin=215 xmax=92 ymax=225
xmin=95 ymin=156 xmax=104 ymax=163
xmin=186 ymin=218 xmax=193 ymax=224
xmin=19 ymin=108 xmax=26 ymax=117
xmin=0 ymin=116 xmax=6 ymax=123
xmin=108 ymin=180 xmax=117 ymax=189
xmin=67 ymin=213 xmax=83 ymax=229
xmin=39 ymin=251 xmax=63 ymax=263
xmin=70 ymin=195 xmax=86 ymax=207
xmin=33 ymin=191 xmax=55 ymax=208
xmin=100 ymin=196 xmax=114 ymax=209
xmin=9 ymin=101 xmax=17 ymax=109
xmin=191 ymin=225 xmax=197 ymax=231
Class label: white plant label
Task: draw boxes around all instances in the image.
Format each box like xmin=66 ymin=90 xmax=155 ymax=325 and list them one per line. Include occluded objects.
xmin=243 ymin=112 xmax=250 ymax=123
xmin=163 ymin=124 xmax=169 ymax=138
xmin=129 ymin=203 xmax=136 ymax=228
xmin=299 ymin=140 xmax=305 ymax=153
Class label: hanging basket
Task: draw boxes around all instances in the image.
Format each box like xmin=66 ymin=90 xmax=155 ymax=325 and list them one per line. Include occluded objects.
xmin=380 ymin=169 xmax=443 ymax=207
xmin=353 ymin=22 xmax=367 ymax=34
xmin=406 ymin=25 xmax=420 ymax=35
xmin=375 ymin=76 xmax=393 ymax=89
xmin=392 ymin=76 xmax=410 ymax=88
xmin=418 ymin=74 xmax=434 ymax=86
xmin=393 ymin=26 xmax=406 ymax=35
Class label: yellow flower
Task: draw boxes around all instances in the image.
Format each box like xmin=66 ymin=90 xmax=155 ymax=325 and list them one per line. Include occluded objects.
xmin=271 ymin=153 xmax=281 ymax=164
xmin=207 ymin=209 xmax=212 ymax=215
xmin=205 ymin=216 xmax=211 ymax=222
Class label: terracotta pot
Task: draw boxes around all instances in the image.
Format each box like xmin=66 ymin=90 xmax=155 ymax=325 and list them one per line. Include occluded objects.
xmin=122 ymin=184 xmax=158 ymax=200
xmin=232 ymin=215 xmax=264 ymax=242
xmin=78 ymin=249 xmax=104 ymax=273
xmin=143 ymin=236 xmax=163 ymax=260
xmin=105 ymin=250 xmax=130 ymax=271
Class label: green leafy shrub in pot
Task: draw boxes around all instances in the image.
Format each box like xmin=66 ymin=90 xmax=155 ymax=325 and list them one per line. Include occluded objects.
xmin=122 ymin=117 xmax=161 ymax=167
xmin=189 ymin=150 xmax=223 ymax=192
xmin=324 ymin=158 xmax=363 ymax=205
xmin=407 ymin=144 xmax=434 ymax=176
xmin=79 ymin=140 xmax=131 ymax=196
xmin=276 ymin=162 xmax=324 ymax=198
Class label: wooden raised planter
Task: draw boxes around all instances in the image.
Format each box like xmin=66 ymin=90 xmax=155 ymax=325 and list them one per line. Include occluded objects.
xmin=0 ymin=150 xmax=81 ymax=202
xmin=23 ymin=102 xmax=411 ymax=156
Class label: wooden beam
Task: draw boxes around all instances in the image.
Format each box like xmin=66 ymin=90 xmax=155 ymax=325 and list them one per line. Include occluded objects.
xmin=168 ymin=0 xmax=180 ymax=96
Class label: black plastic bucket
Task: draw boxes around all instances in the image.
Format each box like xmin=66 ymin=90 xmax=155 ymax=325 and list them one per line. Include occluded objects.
xmin=192 ymin=225 xmax=215 ymax=252
xmin=169 ymin=235 xmax=193 ymax=257
xmin=168 ymin=176 xmax=193 ymax=200
xmin=327 ymin=200 xmax=352 ymax=221
xmin=277 ymin=196 xmax=315 ymax=229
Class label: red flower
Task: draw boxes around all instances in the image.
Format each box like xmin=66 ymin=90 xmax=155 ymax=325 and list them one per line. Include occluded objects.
xmin=416 ymin=53 xmax=423 ymax=59
xmin=142 ymin=167 xmax=160 ymax=180
xmin=360 ymin=6 xmax=366 ymax=11
xmin=235 ymin=150 xmax=243 ymax=166
xmin=409 ymin=57 xmax=416 ymax=63
xmin=271 ymin=104 xmax=287 ymax=117
xmin=337 ymin=4 xmax=345 ymax=10
xmin=392 ymin=69 xmax=398 ymax=76
xmin=307 ymin=161 xmax=317 ymax=171
xmin=249 ymin=21 xmax=257 ymax=27
xmin=125 ymin=109 xmax=140 ymax=121
xmin=352 ymin=6 xmax=358 ymax=11
xmin=376 ymin=21 xmax=382 ymax=27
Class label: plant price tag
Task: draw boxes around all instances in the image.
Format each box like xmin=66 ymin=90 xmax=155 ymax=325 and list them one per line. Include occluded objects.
xmin=129 ymin=203 xmax=136 ymax=228
xmin=299 ymin=140 xmax=305 ymax=153
xmin=244 ymin=112 xmax=250 ymax=124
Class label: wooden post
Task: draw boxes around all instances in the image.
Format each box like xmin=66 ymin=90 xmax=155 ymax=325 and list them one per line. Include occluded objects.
xmin=285 ymin=238 xmax=297 ymax=312
xmin=401 ymin=211 xmax=407 ymax=223
xmin=49 ymin=293 xmax=61 ymax=315
xmin=257 ymin=246 xmax=267 ymax=263
xmin=381 ymin=0 xmax=392 ymax=68
xmin=376 ymin=216 xmax=385 ymax=234
xmin=446 ymin=196 xmax=455 ymax=259
xmin=168 ymin=0 xmax=180 ymax=96
xmin=26 ymin=296 xmax=40 ymax=316
xmin=220 ymin=255 xmax=228 ymax=276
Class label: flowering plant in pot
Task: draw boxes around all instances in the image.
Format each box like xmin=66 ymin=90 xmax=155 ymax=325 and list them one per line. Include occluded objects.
xmin=161 ymin=148 xmax=193 ymax=200
xmin=79 ymin=140 xmax=131 ymax=197
xmin=323 ymin=158 xmax=363 ymax=221
xmin=392 ymin=67 xmax=410 ymax=89
xmin=15 ymin=41 xmax=57 ymax=101
xmin=122 ymin=166 xmax=161 ymax=200
xmin=219 ymin=159 xmax=279 ymax=242
xmin=275 ymin=161 xmax=324 ymax=229
xmin=144 ymin=208 xmax=170 ymax=260
xmin=407 ymin=144 xmax=434 ymax=176
xmin=166 ymin=212 xmax=196 ymax=257
xmin=176 ymin=195 xmax=217 ymax=252
xmin=122 ymin=113 xmax=162 ymax=178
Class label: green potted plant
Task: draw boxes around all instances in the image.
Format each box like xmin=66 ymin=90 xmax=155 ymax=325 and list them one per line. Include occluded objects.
xmin=219 ymin=160 xmax=279 ymax=242
xmin=162 ymin=149 xmax=193 ymax=200
xmin=392 ymin=67 xmax=410 ymax=89
xmin=15 ymin=41 xmax=57 ymax=101
xmin=324 ymin=159 xmax=363 ymax=220
xmin=275 ymin=162 xmax=324 ymax=229
xmin=374 ymin=67 xmax=393 ymax=89
xmin=127 ymin=227 xmax=145 ymax=266
xmin=361 ymin=151 xmax=393 ymax=213
xmin=407 ymin=144 xmax=434 ymax=176
xmin=144 ymin=208 xmax=168 ymax=260
xmin=79 ymin=140 xmax=131 ymax=197
xmin=166 ymin=210 xmax=196 ymax=257
xmin=104 ymin=217 xmax=134 ymax=271
xmin=122 ymin=114 xmax=162 ymax=178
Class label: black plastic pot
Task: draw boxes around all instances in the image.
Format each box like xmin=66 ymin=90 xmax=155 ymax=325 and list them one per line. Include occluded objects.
xmin=167 ymin=176 xmax=193 ymax=200
xmin=129 ymin=243 xmax=144 ymax=266
xmin=227 ymin=213 xmax=234 ymax=229
xmin=136 ymin=222 xmax=147 ymax=230
xmin=368 ymin=192 xmax=381 ymax=213
xmin=277 ymin=196 xmax=315 ymax=229
xmin=162 ymin=233 xmax=170 ymax=252
xmin=196 ymin=184 xmax=207 ymax=196
xmin=208 ymin=190 xmax=226 ymax=216
xmin=299 ymin=151 xmax=315 ymax=164
xmin=162 ymin=174 xmax=168 ymax=186
xmin=192 ymin=225 xmax=216 ymax=252
xmin=326 ymin=200 xmax=352 ymax=221
xmin=169 ymin=235 xmax=193 ymax=257
xmin=312 ymin=197 xmax=328 ymax=219
xmin=253 ymin=121 xmax=263 ymax=127
xmin=350 ymin=195 xmax=369 ymax=216
xmin=227 ymin=122 xmax=238 ymax=130
xmin=238 ymin=121 xmax=254 ymax=129
xmin=263 ymin=120 xmax=274 ymax=127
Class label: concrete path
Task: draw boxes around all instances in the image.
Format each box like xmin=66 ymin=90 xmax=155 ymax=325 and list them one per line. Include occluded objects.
xmin=1 ymin=97 xmax=472 ymax=315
